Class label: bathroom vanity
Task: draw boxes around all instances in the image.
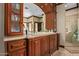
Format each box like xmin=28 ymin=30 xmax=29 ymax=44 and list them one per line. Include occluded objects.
xmin=28 ymin=32 xmax=58 ymax=56
xmin=4 ymin=32 xmax=59 ymax=56
xmin=4 ymin=3 xmax=59 ymax=56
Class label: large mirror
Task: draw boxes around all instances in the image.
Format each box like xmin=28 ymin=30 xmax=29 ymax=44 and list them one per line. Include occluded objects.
xmin=23 ymin=3 xmax=45 ymax=35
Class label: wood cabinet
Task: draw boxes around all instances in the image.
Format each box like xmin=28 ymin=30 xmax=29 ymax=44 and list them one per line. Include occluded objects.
xmin=40 ymin=36 xmax=49 ymax=56
xmin=49 ymin=35 xmax=54 ymax=54
xmin=34 ymin=38 xmax=41 ymax=56
xmin=28 ymin=34 xmax=59 ymax=56
xmin=28 ymin=37 xmax=41 ymax=56
xmin=5 ymin=3 xmax=23 ymax=36
xmin=5 ymin=34 xmax=59 ymax=56
xmin=7 ymin=49 xmax=26 ymax=56
xmin=28 ymin=39 xmax=34 ymax=56
xmin=53 ymin=34 xmax=58 ymax=51
xmin=5 ymin=39 xmax=27 ymax=56
xmin=28 ymin=36 xmax=50 ymax=56
xmin=49 ymin=34 xmax=57 ymax=55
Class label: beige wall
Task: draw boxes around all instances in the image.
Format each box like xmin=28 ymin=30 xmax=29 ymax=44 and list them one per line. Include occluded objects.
xmin=57 ymin=4 xmax=79 ymax=46
xmin=65 ymin=8 xmax=78 ymax=44
xmin=57 ymin=4 xmax=66 ymax=45
xmin=0 ymin=3 xmax=5 ymax=55
xmin=65 ymin=8 xmax=78 ymax=33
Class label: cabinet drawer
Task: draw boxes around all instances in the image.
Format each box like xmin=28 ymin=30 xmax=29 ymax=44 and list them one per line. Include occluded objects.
xmin=8 ymin=48 xmax=26 ymax=56
xmin=7 ymin=39 xmax=26 ymax=52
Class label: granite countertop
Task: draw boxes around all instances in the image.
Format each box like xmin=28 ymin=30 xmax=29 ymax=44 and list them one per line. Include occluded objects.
xmin=4 ymin=32 xmax=57 ymax=41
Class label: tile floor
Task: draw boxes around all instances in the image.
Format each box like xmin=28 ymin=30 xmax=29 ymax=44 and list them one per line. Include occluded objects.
xmin=52 ymin=47 xmax=79 ymax=56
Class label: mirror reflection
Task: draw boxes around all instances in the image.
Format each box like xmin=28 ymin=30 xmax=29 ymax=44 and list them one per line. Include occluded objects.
xmin=23 ymin=3 xmax=46 ymax=35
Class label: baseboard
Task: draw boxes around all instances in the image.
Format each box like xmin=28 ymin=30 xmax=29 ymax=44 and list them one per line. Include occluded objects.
xmin=59 ymin=45 xmax=65 ymax=48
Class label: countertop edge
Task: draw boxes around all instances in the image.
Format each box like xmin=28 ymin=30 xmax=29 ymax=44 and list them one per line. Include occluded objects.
xmin=4 ymin=32 xmax=57 ymax=41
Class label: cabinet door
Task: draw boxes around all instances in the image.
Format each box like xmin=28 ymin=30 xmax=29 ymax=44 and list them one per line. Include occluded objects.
xmin=28 ymin=39 xmax=35 ymax=56
xmin=41 ymin=36 xmax=49 ymax=56
xmin=49 ymin=35 xmax=54 ymax=54
xmin=49 ymin=34 xmax=58 ymax=54
xmin=28 ymin=37 xmax=41 ymax=56
xmin=34 ymin=39 xmax=41 ymax=56
xmin=53 ymin=34 xmax=57 ymax=51
xmin=5 ymin=3 xmax=23 ymax=36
